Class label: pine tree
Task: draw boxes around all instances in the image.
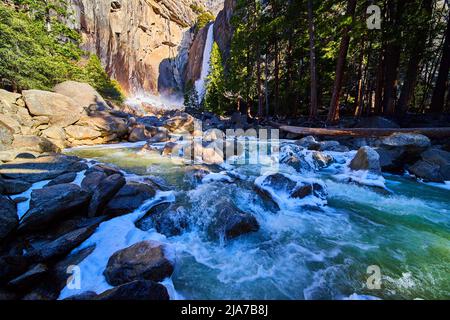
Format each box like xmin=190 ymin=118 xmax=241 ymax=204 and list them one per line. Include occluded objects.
xmin=184 ymin=80 xmax=200 ymax=108
xmin=204 ymin=42 xmax=226 ymax=114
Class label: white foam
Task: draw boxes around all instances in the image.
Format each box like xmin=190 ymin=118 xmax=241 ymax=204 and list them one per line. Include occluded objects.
xmin=202 ymin=172 xmax=234 ymax=184
xmin=195 ymin=23 xmax=214 ymax=101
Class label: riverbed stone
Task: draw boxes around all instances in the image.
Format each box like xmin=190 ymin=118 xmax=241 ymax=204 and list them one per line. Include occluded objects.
xmin=104 ymin=241 xmax=174 ymax=286
xmin=0 ymin=178 xmax=31 ymax=195
xmin=7 ymin=263 xmax=48 ymax=291
xmin=350 ymin=147 xmax=381 ymax=173
xmin=96 ymin=280 xmax=169 ymax=300
xmin=19 ymin=184 xmax=91 ymax=232
xmin=45 ymin=172 xmax=77 ymax=187
xmin=88 ymin=174 xmax=126 ymax=217
xmin=408 ymin=148 xmax=450 ymax=182
xmin=209 ymin=202 xmax=259 ymax=240
xmin=104 ymin=182 xmax=157 ymax=216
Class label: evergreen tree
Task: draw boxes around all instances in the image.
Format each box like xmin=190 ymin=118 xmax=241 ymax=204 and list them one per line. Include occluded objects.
xmin=204 ymin=42 xmax=226 ymax=114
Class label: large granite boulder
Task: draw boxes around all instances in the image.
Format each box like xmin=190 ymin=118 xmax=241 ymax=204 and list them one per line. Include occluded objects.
xmin=0 ymin=120 xmax=14 ymax=151
xmin=53 ymin=81 xmax=109 ymax=111
xmin=350 ymin=147 xmax=381 ymax=174
xmin=0 ymin=155 xmax=88 ymax=183
xmin=104 ymin=241 xmax=174 ymax=286
xmin=19 ymin=184 xmax=91 ymax=232
xmin=409 ymin=148 xmax=450 ymax=182
xmin=88 ymin=174 xmax=126 ymax=217
xmin=22 ymin=90 xmax=83 ymax=127
xmin=0 ymin=195 xmax=18 ymax=241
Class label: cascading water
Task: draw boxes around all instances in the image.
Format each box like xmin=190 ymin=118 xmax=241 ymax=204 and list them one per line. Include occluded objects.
xmin=61 ymin=139 xmax=450 ymax=300
xmin=195 ymin=23 xmax=215 ymax=102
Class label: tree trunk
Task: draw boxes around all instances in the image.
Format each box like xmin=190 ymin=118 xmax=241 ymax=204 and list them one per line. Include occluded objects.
xmin=397 ymin=0 xmax=433 ymax=117
xmin=430 ymin=14 xmax=450 ymax=113
xmin=327 ymin=0 xmax=357 ymax=123
xmin=308 ymin=0 xmax=318 ymax=120
xmin=264 ymin=54 xmax=270 ymax=116
xmin=279 ymin=126 xmax=450 ymax=139
xmin=382 ymin=0 xmax=406 ymax=115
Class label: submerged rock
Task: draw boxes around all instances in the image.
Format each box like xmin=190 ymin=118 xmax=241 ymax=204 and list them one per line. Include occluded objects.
xmin=104 ymin=182 xmax=157 ymax=217
xmin=350 ymin=147 xmax=381 ymax=174
xmin=96 ymin=280 xmax=169 ymax=301
xmin=255 ymin=173 xmax=327 ymax=209
xmin=209 ymin=202 xmax=259 ymax=241
xmin=19 ymin=184 xmax=91 ymax=232
xmin=137 ymin=202 xmax=189 ymax=237
xmin=104 ymin=241 xmax=174 ymax=286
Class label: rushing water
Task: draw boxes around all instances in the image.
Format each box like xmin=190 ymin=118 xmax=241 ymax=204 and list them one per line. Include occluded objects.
xmin=195 ymin=23 xmax=215 ymax=102
xmin=63 ymin=141 xmax=450 ymax=300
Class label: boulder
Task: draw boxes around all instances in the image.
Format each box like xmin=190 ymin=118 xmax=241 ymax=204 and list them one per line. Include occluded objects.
xmin=128 ymin=126 xmax=149 ymax=142
xmin=41 ymin=127 xmax=66 ymax=141
xmin=88 ymin=174 xmax=126 ymax=217
xmin=0 ymin=120 xmax=14 ymax=151
xmin=0 ymin=89 xmax=21 ymax=114
xmin=350 ymin=147 xmax=381 ymax=173
xmin=312 ymin=152 xmax=334 ymax=169
xmin=12 ymin=135 xmax=60 ymax=153
xmin=318 ymin=141 xmax=349 ymax=152
xmin=104 ymin=241 xmax=174 ymax=286
xmin=22 ymin=90 xmax=83 ymax=127
xmin=0 ymin=178 xmax=31 ymax=195
xmin=255 ymin=173 xmax=327 ymax=209
xmin=0 ymin=155 xmax=88 ymax=183
xmin=0 ymin=255 xmax=30 ymax=284
xmin=0 ymin=114 xmax=21 ymax=134
xmin=96 ymin=280 xmax=169 ymax=301
xmin=75 ymin=113 xmax=128 ymax=138
xmin=85 ymin=163 xmax=122 ymax=177
xmin=7 ymin=263 xmax=48 ymax=291
xmin=64 ymin=125 xmax=102 ymax=140
xmin=136 ymin=203 xmax=188 ymax=237
xmin=381 ymin=133 xmax=431 ymax=150
xmin=209 ymin=202 xmax=259 ymax=240
xmin=81 ymin=171 xmax=107 ymax=193
xmin=27 ymin=226 xmax=96 ymax=262
xmin=19 ymin=184 xmax=91 ymax=232
xmin=46 ymin=172 xmax=77 ymax=187
xmin=0 ymin=195 xmax=18 ymax=241
xmin=164 ymin=112 xmax=194 ymax=133
xmin=295 ymin=136 xmax=321 ymax=150
xmin=53 ymin=81 xmax=109 ymax=111
xmin=147 ymin=131 xmax=170 ymax=144
xmin=408 ymin=148 xmax=450 ymax=182
xmin=104 ymin=182 xmax=157 ymax=216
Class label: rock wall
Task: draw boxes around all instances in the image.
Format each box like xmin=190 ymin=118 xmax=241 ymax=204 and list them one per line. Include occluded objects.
xmin=213 ymin=0 xmax=236 ymax=62
xmin=68 ymin=0 xmax=207 ymax=95
xmin=184 ymin=0 xmax=235 ymax=85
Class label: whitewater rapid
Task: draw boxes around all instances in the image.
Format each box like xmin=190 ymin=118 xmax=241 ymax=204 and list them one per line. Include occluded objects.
xmin=195 ymin=23 xmax=215 ymax=102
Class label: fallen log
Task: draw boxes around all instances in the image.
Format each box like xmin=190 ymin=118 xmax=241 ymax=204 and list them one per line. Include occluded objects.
xmin=279 ymin=126 xmax=450 ymax=138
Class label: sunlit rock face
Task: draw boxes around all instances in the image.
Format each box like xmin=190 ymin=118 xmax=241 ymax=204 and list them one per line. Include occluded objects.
xmin=68 ymin=0 xmax=210 ymax=95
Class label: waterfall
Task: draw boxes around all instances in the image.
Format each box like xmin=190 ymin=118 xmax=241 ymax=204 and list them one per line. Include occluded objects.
xmin=195 ymin=23 xmax=215 ymax=102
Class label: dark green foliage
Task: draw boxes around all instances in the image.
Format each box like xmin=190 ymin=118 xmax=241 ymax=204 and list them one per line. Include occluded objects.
xmin=0 ymin=1 xmax=124 ymax=102
xmin=184 ymin=80 xmax=200 ymax=109
xmin=204 ymin=42 xmax=226 ymax=115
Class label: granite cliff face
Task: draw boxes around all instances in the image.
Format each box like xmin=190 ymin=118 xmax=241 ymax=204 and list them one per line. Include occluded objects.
xmin=68 ymin=0 xmax=200 ymax=95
